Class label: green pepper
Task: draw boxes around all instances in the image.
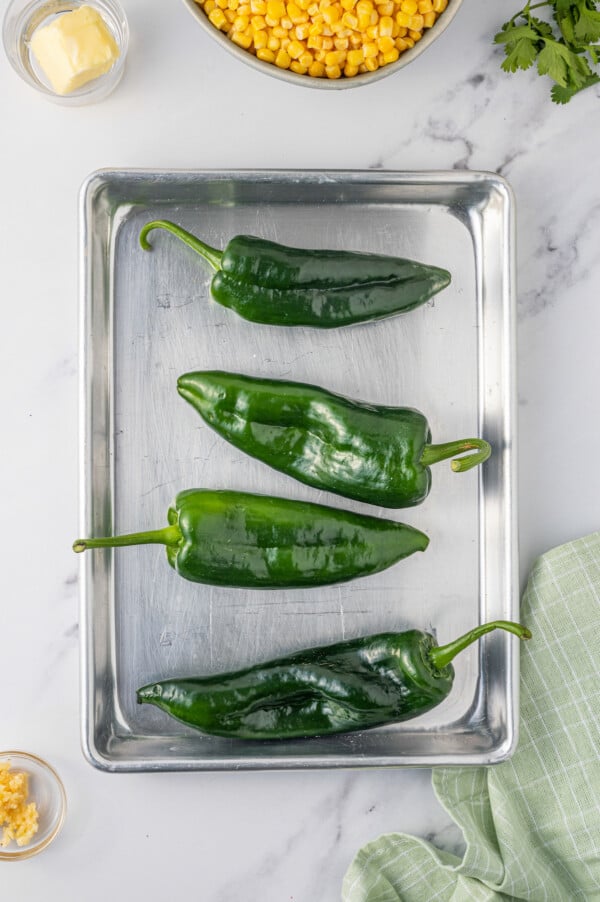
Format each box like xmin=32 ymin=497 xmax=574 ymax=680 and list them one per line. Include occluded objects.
xmin=72 ymin=489 xmax=428 ymax=589
xmin=139 ymin=219 xmax=451 ymax=328
xmin=136 ymin=620 xmax=531 ymax=740
xmin=177 ymin=371 xmax=492 ymax=509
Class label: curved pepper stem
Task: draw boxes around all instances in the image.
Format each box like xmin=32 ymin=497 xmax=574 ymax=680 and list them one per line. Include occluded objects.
xmin=73 ymin=525 xmax=181 ymax=554
xmin=139 ymin=220 xmax=223 ymax=272
xmin=420 ymin=438 xmax=492 ymax=474
xmin=430 ymin=620 xmax=531 ymax=670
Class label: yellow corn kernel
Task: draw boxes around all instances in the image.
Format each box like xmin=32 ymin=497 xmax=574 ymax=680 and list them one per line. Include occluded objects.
xmin=280 ymin=35 xmax=291 ymax=47
xmin=363 ymin=40 xmax=377 ymax=57
xmin=295 ymin=22 xmax=310 ymax=37
xmin=251 ymin=14 xmax=267 ymax=27
xmin=273 ymin=23 xmax=287 ymax=34
xmin=238 ymin=3 xmax=251 ymax=13
xmin=341 ymin=0 xmax=356 ymax=8
xmin=341 ymin=10 xmax=358 ymax=27
xmin=432 ymin=0 xmax=446 ymax=10
xmin=357 ymin=8 xmax=370 ymax=23
xmin=307 ymin=34 xmax=322 ymax=47
xmin=407 ymin=13 xmax=423 ymax=29
xmin=309 ymin=59 xmax=325 ymax=75
xmin=378 ymin=34 xmax=394 ymax=51
xmin=204 ymin=0 xmax=216 ymax=12
xmin=347 ymin=46 xmax=363 ymax=64
xmin=400 ymin=0 xmax=417 ymax=12
xmin=232 ymin=29 xmax=253 ymax=45
xmin=286 ymin=38 xmax=304 ymax=56
xmin=365 ymin=24 xmax=377 ymax=38
xmin=326 ymin=63 xmax=342 ymax=77
xmin=287 ymin=1 xmax=301 ymax=17
xmin=396 ymin=24 xmax=407 ymax=35
xmin=395 ymin=10 xmax=409 ymax=26
xmin=417 ymin=0 xmax=432 ymax=9
xmin=208 ymin=7 xmax=228 ymax=27
xmin=280 ymin=15 xmax=293 ymax=26
xmin=344 ymin=62 xmax=359 ymax=75
xmin=216 ymin=0 xmax=228 ymax=9
xmin=382 ymin=46 xmax=399 ymax=62
xmin=267 ymin=34 xmax=280 ymax=48
xmin=395 ymin=35 xmax=408 ymax=50
xmin=253 ymin=28 xmax=268 ymax=45
xmin=307 ymin=2 xmax=319 ymax=12
xmin=233 ymin=14 xmax=249 ymax=28
xmin=322 ymin=4 xmax=340 ymax=23
xmin=275 ymin=47 xmax=291 ymax=65
xmin=257 ymin=46 xmax=276 ymax=60
xmin=379 ymin=14 xmax=393 ymax=34
xmin=408 ymin=28 xmax=422 ymax=39
xmin=251 ymin=0 xmax=266 ymax=10
xmin=364 ymin=54 xmax=378 ymax=69
xmin=377 ymin=1 xmax=394 ymax=13
xmin=349 ymin=32 xmax=362 ymax=46
xmin=266 ymin=0 xmax=285 ymax=16
xmin=324 ymin=48 xmax=344 ymax=64
xmin=423 ymin=10 xmax=435 ymax=26
xmin=334 ymin=36 xmax=348 ymax=48
xmin=299 ymin=49 xmax=313 ymax=65
xmin=322 ymin=35 xmax=333 ymax=47
xmin=289 ymin=60 xmax=306 ymax=71
xmin=404 ymin=35 xmax=414 ymax=46
xmin=225 ymin=8 xmax=238 ymax=21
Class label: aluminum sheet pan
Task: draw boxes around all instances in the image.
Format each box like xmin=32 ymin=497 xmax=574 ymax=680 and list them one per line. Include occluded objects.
xmin=79 ymin=169 xmax=517 ymax=772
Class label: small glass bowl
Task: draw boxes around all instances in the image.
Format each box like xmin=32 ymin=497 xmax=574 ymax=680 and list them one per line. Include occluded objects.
xmin=0 ymin=751 xmax=66 ymax=861
xmin=2 ymin=0 xmax=129 ymax=105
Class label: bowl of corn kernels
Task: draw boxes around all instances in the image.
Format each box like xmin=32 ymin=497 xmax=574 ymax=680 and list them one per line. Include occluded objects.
xmin=182 ymin=0 xmax=462 ymax=87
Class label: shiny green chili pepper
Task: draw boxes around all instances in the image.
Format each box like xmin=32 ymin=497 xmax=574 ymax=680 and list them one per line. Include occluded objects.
xmin=72 ymin=489 xmax=429 ymax=589
xmin=177 ymin=371 xmax=492 ymax=509
xmin=136 ymin=620 xmax=531 ymax=740
xmin=139 ymin=219 xmax=451 ymax=328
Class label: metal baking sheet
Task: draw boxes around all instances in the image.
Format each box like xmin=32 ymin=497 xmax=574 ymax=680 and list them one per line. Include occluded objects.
xmin=78 ymin=169 xmax=517 ymax=771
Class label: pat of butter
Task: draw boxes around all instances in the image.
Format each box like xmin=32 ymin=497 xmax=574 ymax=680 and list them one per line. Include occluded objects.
xmin=30 ymin=6 xmax=120 ymax=95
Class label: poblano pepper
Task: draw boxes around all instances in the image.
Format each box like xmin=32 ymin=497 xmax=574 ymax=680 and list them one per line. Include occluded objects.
xmin=177 ymin=371 xmax=492 ymax=509
xmin=72 ymin=489 xmax=428 ymax=588
xmin=136 ymin=620 xmax=531 ymax=740
xmin=139 ymin=219 xmax=451 ymax=328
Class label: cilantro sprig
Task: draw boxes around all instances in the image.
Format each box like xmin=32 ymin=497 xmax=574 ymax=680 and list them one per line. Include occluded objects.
xmin=495 ymin=1 xmax=600 ymax=103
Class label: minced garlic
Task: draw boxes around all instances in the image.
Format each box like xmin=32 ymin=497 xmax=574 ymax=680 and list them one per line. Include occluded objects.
xmin=0 ymin=760 xmax=39 ymax=848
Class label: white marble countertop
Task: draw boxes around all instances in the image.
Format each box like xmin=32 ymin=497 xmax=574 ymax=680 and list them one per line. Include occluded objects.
xmin=2 ymin=1 xmax=599 ymax=898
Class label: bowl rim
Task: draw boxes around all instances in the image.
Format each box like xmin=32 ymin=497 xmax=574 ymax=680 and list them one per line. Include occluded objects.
xmin=180 ymin=0 xmax=464 ymax=89
xmin=0 ymin=750 xmax=67 ymax=861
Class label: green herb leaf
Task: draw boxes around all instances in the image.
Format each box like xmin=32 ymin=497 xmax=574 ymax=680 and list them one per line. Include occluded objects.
xmin=551 ymin=71 xmax=600 ymax=100
xmin=496 ymin=0 xmax=600 ymax=103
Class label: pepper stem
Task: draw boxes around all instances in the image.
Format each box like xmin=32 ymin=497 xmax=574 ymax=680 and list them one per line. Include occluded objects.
xmin=429 ymin=620 xmax=531 ymax=670
xmin=72 ymin=525 xmax=181 ymax=554
xmin=139 ymin=220 xmax=223 ymax=272
xmin=420 ymin=438 xmax=492 ymax=473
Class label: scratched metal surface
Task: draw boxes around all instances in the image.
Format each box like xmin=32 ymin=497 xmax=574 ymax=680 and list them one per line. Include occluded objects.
xmin=78 ymin=170 xmax=516 ymax=771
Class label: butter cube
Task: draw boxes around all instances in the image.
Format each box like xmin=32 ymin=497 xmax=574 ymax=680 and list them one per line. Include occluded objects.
xmin=30 ymin=5 xmax=120 ymax=95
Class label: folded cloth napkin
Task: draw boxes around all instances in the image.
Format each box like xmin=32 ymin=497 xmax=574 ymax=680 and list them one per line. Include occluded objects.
xmin=342 ymin=532 xmax=600 ymax=902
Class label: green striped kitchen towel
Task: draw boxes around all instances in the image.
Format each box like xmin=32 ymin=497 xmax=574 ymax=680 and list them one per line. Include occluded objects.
xmin=342 ymin=531 xmax=600 ymax=902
